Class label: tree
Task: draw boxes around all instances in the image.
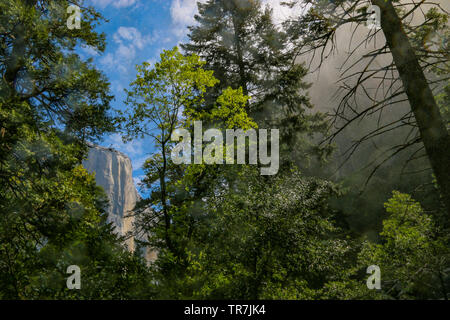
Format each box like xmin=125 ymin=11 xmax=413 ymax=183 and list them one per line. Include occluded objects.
xmin=166 ymin=1 xmax=361 ymax=299
xmin=283 ymin=0 xmax=450 ymax=214
xmin=171 ymin=167 xmax=356 ymax=299
xmin=359 ymin=191 xmax=449 ymax=299
xmin=0 ymin=0 xmax=149 ymax=299
xmin=122 ymin=46 xmax=272 ymax=298
xmin=182 ymin=0 xmax=332 ymax=166
xmin=121 ymin=47 xmax=220 ymax=254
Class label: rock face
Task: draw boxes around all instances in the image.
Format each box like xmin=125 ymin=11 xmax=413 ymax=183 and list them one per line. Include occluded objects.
xmin=83 ymin=144 xmax=138 ymax=251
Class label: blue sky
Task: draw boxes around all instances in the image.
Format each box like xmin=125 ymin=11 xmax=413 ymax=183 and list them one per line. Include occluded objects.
xmin=80 ymin=0 xmax=296 ymax=191
xmin=80 ymin=0 xmax=202 ymax=191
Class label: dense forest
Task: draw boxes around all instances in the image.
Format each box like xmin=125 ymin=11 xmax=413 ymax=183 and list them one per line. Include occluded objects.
xmin=0 ymin=0 xmax=449 ymax=300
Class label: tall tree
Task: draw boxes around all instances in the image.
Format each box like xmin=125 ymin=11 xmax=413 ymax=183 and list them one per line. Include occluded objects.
xmin=0 ymin=0 xmax=149 ymax=299
xmin=177 ymin=167 xmax=357 ymax=299
xmin=182 ymin=0 xmax=331 ymax=166
xmin=121 ymin=47 xmax=220 ymax=254
xmin=284 ymin=0 xmax=450 ymax=214
xmin=359 ymin=191 xmax=449 ymax=299
xmin=121 ymin=47 xmax=260 ymax=297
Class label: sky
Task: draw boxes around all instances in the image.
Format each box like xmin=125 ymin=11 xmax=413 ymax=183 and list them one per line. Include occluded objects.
xmin=81 ymin=0 xmax=298 ymax=191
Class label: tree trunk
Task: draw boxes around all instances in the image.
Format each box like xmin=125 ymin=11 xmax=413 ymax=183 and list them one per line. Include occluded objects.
xmin=372 ymin=0 xmax=450 ymax=214
xmin=231 ymin=14 xmax=250 ymax=109
xmin=160 ymin=142 xmax=173 ymax=252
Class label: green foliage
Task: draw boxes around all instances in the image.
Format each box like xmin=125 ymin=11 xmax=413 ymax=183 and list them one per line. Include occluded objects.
xmin=176 ymin=168 xmax=356 ymax=299
xmin=358 ymin=192 xmax=450 ymax=299
xmin=182 ymin=0 xmax=332 ymax=167
xmin=126 ymin=2 xmax=353 ymax=300
xmin=121 ymin=47 xmax=219 ymax=141
xmin=1 ymin=0 xmax=447 ymax=301
xmin=188 ymin=87 xmax=257 ymax=130
xmin=122 ymin=46 xmax=259 ymax=255
xmin=0 ymin=0 xmax=150 ymax=299
xmin=0 ymin=133 xmax=153 ymax=299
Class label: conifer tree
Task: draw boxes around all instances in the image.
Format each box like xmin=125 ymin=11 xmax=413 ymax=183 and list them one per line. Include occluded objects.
xmin=182 ymin=0 xmax=331 ymax=166
xmin=0 ymin=0 xmax=150 ymax=299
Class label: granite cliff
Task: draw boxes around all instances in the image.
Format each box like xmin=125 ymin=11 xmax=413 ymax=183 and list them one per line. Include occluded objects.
xmin=83 ymin=144 xmax=138 ymax=251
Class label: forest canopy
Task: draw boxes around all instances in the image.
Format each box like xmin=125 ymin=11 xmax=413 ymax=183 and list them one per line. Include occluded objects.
xmin=0 ymin=0 xmax=448 ymax=300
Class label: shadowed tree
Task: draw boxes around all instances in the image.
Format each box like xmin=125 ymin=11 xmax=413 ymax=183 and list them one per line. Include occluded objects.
xmin=0 ymin=0 xmax=151 ymax=299
xmin=182 ymin=0 xmax=332 ymax=167
xmin=283 ymin=0 xmax=450 ymax=214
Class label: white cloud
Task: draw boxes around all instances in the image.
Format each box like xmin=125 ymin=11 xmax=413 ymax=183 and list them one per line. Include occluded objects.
xmin=146 ymin=57 xmax=157 ymax=67
xmin=90 ymin=0 xmax=139 ymax=8
xmin=81 ymin=44 xmax=100 ymax=57
xmin=111 ymin=80 xmax=124 ymax=93
xmin=116 ymin=44 xmax=136 ymax=61
xmin=100 ymin=27 xmax=156 ymax=74
xmin=170 ymin=0 xmax=199 ymax=28
xmin=170 ymin=0 xmax=202 ymax=39
xmin=114 ymin=0 xmax=138 ymax=7
xmin=99 ymin=53 xmax=114 ymax=68
xmin=169 ymin=0 xmax=300 ymax=40
xmin=113 ymin=26 xmax=150 ymax=49
xmin=109 ymin=133 xmax=144 ymax=158
xmin=262 ymin=0 xmax=302 ymax=26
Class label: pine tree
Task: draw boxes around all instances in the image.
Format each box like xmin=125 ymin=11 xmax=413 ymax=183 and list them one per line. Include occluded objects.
xmin=0 ymin=0 xmax=149 ymax=299
xmin=182 ymin=0 xmax=331 ymax=167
